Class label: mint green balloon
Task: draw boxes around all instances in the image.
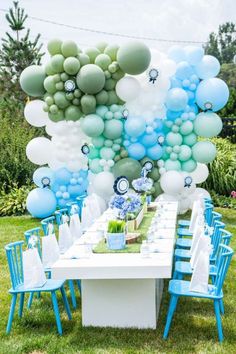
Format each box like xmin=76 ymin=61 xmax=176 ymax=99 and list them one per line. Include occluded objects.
xmin=44 ymin=76 xmax=57 ymax=94
xmin=96 ymin=42 xmax=108 ymax=53
xmin=95 ymin=54 xmax=112 ymax=70
xmin=96 ymin=90 xmax=108 ymax=105
xmin=92 ymin=136 xmax=105 ymax=148
xmin=183 ymin=132 xmax=197 ymax=146
xmin=112 ymin=143 xmax=120 ymax=152
xmin=85 ymin=47 xmax=100 ymax=63
xmin=47 ymin=39 xmax=62 ymax=55
xmin=78 ymin=53 xmax=90 ymax=66
xmin=65 ymin=106 xmax=82 ymax=120
xmin=61 ymin=40 xmax=78 ymax=57
xmin=100 ymin=147 xmax=115 ymax=160
xmin=193 ymin=112 xmax=223 ymax=138
xmin=113 ymin=158 xmax=142 ymax=182
xmin=117 ymin=41 xmax=151 ymax=75
xmin=76 ymin=64 xmax=105 ymax=94
xmin=181 ymin=159 xmax=197 ymax=172
xmin=104 ymin=78 xmax=116 ymax=90
xmin=165 ymin=159 xmax=181 ymax=171
xmin=54 ymin=92 xmax=70 ymax=109
xmin=104 ymin=139 xmax=113 ymax=148
xmin=180 ymin=121 xmax=193 ymax=135
xmin=80 ymin=95 xmax=96 ymax=114
xmin=45 ymin=62 xmax=56 ymax=75
xmin=51 ymin=54 xmax=65 ymax=73
xmin=192 ymin=141 xmax=216 ymax=163
xmin=89 ymin=158 xmax=102 ymax=173
xmin=103 ymin=119 xmax=123 ymax=140
xmin=166 ymin=132 xmax=183 ymax=147
xmin=96 ymin=105 xmax=109 ymax=117
xmin=20 ymin=65 xmax=46 ymax=97
xmin=63 ymin=57 xmax=80 ymax=75
xmin=104 ymin=45 xmax=119 ymax=61
xmin=81 ymin=114 xmax=104 ymax=137
xmin=178 ymin=145 xmax=192 ymax=161
xmin=88 ymin=147 xmax=100 ymax=159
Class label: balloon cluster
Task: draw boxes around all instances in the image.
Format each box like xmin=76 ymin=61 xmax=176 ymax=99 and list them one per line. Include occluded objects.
xmin=20 ymin=39 xmax=229 ymax=217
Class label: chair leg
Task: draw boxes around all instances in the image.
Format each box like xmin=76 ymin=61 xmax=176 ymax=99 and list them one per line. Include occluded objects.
xmin=51 ymin=291 xmax=62 ymax=335
xmin=77 ymin=280 xmax=81 ymax=295
xmin=220 ymin=299 xmax=225 ymax=315
xmin=27 ymin=292 xmax=34 ymax=309
xmin=214 ymin=300 xmax=224 ymax=342
xmin=18 ymin=293 xmax=25 ymax=318
xmin=68 ymin=280 xmax=77 ymax=309
xmin=6 ymin=294 xmax=17 ymax=334
xmin=163 ymin=295 xmax=179 ymax=339
xmin=60 ymin=286 xmax=72 ymax=320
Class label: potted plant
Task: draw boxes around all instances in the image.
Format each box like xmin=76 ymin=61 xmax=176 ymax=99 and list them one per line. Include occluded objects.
xmin=107 ymin=220 xmax=126 ymax=250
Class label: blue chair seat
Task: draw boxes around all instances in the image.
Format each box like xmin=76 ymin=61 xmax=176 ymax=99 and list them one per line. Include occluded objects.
xmin=169 ymin=279 xmax=223 ymax=299
xmin=175 ymin=238 xmax=192 ymax=248
xmin=9 ymin=279 xmax=65 ymax=294
xmin=175 ymin=261 xmax=217 ymax=277
xmin=178 ymin=220 xmax=190 ymax=228
xmin=177 ymin=228 xmax=193 ymax=237
xmin=175 ymin=248 xmax=191 ymax=260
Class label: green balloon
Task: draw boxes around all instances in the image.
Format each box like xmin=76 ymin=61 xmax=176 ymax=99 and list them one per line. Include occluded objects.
xmin=103 ymin=119 xmax=123 ymax=140
xmin=48 ymin=109 xmax=64 ymax=122
xmin=60 ymin=73 xmax=69 ymax=81
xmin=104 ymin=45 xmax=119 ymax=61
xmin=120 ymin=149 xmax=128 ymax=158
xmin=183 ymin=132 xmax=197 ymax=146
xmin=166 ymin=132 xmax=183 ymax=147
xmin=84 ymin=47 xmax=101 ymax=63
xmin=65 ymin=105 xmax=82 ymax=120
xmin=92 ymin=136 xmax=105 ymax=148
xmin=96 ymin=105 xmax=109 ymax=117
xmin=76 ymin=64 xmax=105 ymax=94
xmin=107 ymin=90 xmax=119 ymax=105
xmin=104 ymin=139 xmax=113 ymax=147
xmin=100 ymin=147 xmax=115 ymax=160
xmin=153 ymin=181 xmax=163 ymax=198
xmin=192 ymin=141 xmax=216 ymax=164
xmin=95 ymin=54 xmax=112 ymax=70
xmin=193 ymin=112 xmax=223 ymax=138
xmin=112 ymin=143 xmax=121 ymax=152
xmin=113 ymin=158 xmax=142 ymax=183
xmin=81 ymin=114 xmax=104 ymax=137
xmin=149 ymin=167 xmax=160 ymax=181
xmin=49 ymin=104 xmax=58 ymax=114
xmin=20 ymin=65 xmax=46 ymax=97
xmin=63 ymin=57 xmax=80 ymax=75
xmin=181 ymin=159 xmax=197 ymax=172
xmin=80 ymin=94 xmax=96 ymax=114
xmin=104 ymin=78 xmax=116 ymax=90
xmin=180 ymin=121 xmax=193 ymax=136
xmin=53 ymin=92 xmax=69 ymax=109
xmin=165 ymin=159 xmax=181 ymax=171
xmin=178 ymin=145 xmax=192 ymax=161
xmin=89 ymin=158 xmax=103 ymax=173
xmin=51 ymin=54 xmax=65 ymax=73
xmin=96 ymin=90 xmax=108 ymax=105
xmin=88 ymin=147 xmax=100 ymax=159
xmin=47 ymin=39 xmax=62 ymax=55
xmin=96 ymin=42 xmax=108 ymax=53
xmin=112 ymin=69 xmax=125 ymax=80
xmin=45 ymin=62 xmax=56 ymax=75
xmin=77 ymin=53 xmax=90 ymax=66
xmin=44 ymin=76 xmax=57 ymax=94
xmin=61 ymin=40 xmax=78 ymax=57
xmin=117 ymin=41 xmax=151 ymax=75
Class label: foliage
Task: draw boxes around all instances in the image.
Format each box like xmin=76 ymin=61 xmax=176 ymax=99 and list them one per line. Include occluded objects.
xmin=204 ymin=22 xmax=236 ymax=64
xmin=0 ymin=183 xmax=32 ymax=216
xmin=0 ymin=1 xmax=44 ymax=103
xmin=201 ymin=138 xmax=236 ymax=196
xmin=107 ymin=220 xmax=126 ymax=233
xmin=209 ymin=190 xmax=236 ymax=210
xmin=110 ymin=193 xmax=142 ymax=219
xmin=218 ymin=63 xmax=236 ymax=119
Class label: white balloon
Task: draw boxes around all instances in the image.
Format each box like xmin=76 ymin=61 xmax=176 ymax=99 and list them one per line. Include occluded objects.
xmin=116 ymin=76 xmax=141 ymax=102
xmin=155 ymin=193 xmax=180 ymax=202
xmin=24 ymin=100 xmax=49 ymax=127
xmin=178 ymin=197 xmax=191 ymax=214
xmin=93 ymin=171 xmax=114 ymax=201
xmin=26 ymin=137 xmax=52 ymax=165
xmin=189 ymin=188 xmax=211 ymax=204
xmin=160 ymin=171 xmax=185 ymax=195
xmin=190 ymin=163 xmax=209 ymax=184
xmin=48 ymin=158 xmax=65 ymax=170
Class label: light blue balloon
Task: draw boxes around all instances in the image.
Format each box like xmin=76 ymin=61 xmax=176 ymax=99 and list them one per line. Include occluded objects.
xmin=166 ymin=88 xmax=188 ymax=112
xmin=153 ymin=119 xmax=164 ymax=132
xmin=33 ymin=167 xmax=54 ymax=187
xmin=127 ymin=143 xmax=146 ymax=160
xmin=80 ymin=169 xmax=88 ymax=179
xmin=165 ymin=159 xmax=181 ymax=171
xmin=26 ymin=188 xmax=57 ymax=218
xmin=125 ymin=116 xmax=146 ymax=138
xmin=168 ymin=46 xmax=186 ymax=63
xmin=176 ymin=61 xmax=194 ymax=80
xmin=184 ymin=46 xmax=204 ymax=65
xmin=68 ymin=184 xmax=85 ymax=197
xmin=195 ymin=55 xmax=220 ymax=79
xmin=196 ymin=78 xmax=229 ymax=112
xmin=170 ymin=77 xmax=182 ymax=88
xmin=146 ymin=144 xmax=163 ymax=160
xmin=54 ymin=168 xmax=72 ymax=185
xmin=167 ymin=110 xmax=182 ymax=121
xmin=140 ymin=131 xmax=158 ymax=147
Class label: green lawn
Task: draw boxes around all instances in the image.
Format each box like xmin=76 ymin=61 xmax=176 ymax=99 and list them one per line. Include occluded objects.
xmin=0 ymin=208 xmax=235 ymax=354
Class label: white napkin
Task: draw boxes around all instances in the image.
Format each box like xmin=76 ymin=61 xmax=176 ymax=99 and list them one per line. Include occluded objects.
xmin=189 ymin=200 xmax=202 ymax=232
xmin=190 ymin=216 xmax=205 ymax=255
xmin=189 ymin=248 xmax=210 ymax=294
xmin=81 ymin=201 xmax=94 ymax=231
xmin=58 ymin=222 xmax=73 ymax=253
xmin=23 ymin=248 xmax=47 ymax=289
xmin=190 ymin=234 xmax=211 ymax=269
xmin=42 ymin=233 xmax=60 ymax=268
xmin=70 ymin=213 xmax=82 ymax=241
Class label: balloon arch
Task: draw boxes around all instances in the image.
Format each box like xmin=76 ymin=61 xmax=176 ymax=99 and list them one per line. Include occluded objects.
xmin=19 ymin=39 xmax=229 ymax=217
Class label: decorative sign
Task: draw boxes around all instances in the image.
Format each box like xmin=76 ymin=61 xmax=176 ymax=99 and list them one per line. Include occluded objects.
xmin=64 ymin=80 xmax=76 ymax=92
xmin=81 ymin=144 xmax=90 ymax=155
xmin=148 ymin=68 xmax=159 ymax=83
xmin=184 ymin=176 xmax=193 ymax=188
xmin=113 ymin=176 xmax=129 ymax=195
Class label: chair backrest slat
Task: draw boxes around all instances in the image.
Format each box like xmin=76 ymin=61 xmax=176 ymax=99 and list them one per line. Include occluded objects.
xmin=5 ymin=241 xmax=24 ymax=290
xmin=41 ymin=216 xmax=55 ymax=235
xmin=24 ymin=227 xmax=42 ymax=258
xmin=215 ymin=244 xmax=234 ymax=296
xmin=204 ymin=204 xmax=213 ymax=226
xmin=55 ymin=208 xmax=69 ymax=226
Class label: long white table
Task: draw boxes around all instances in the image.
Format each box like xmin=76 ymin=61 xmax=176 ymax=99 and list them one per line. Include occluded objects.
xmin=51 ymin=201 xmax=178 ymax=329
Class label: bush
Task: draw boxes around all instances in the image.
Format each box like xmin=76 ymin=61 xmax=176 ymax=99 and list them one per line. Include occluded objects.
xmin=201 ymin=137 xmax=236 ymax=196
xmin=210 ymin=190 xmax=236 ymax=209
xmin=0 ymin=183 xmax=33 ymax=216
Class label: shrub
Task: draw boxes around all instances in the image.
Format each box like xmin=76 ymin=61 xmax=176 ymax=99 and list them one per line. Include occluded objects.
xmin=0 ymin=183 xmax=33 ymax=216
xmin=210 ymin=190 xmax=236 ymax=209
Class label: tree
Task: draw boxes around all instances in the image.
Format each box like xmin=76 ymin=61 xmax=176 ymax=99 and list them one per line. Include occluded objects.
xmin=204 ymin=22 xmax=236 ymax=64
xmin=0 ymin=1 xmax=44 ymax=103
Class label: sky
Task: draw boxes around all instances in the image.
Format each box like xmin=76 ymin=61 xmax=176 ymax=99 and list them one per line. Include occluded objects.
xmin=0 ymin=0 xmax=236 ymax=57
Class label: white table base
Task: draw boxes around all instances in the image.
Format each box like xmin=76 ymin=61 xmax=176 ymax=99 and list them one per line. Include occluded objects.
xmin=81 ymin=278 xmax=164 ymax=329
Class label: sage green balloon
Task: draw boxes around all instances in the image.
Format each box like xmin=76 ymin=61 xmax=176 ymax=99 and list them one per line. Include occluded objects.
xmin=181 ymin=159 xmax=197 ymax=172
xmin=192 ymin=141 xmax=216 ymax=164
xmin=80 ymin=94 xmax=96 ymax=114
xmin=149 ymin=167 xmax=160 ymax=181
xmin=120 ymin=149 xmax=128 ymax=158
xmin=112 ymin=69 xmax=125 ymax=80
xmin=20 ymin=65 xmax=46 ymax=97
xmin=107 ymin=90 xmax=119 ymax=105
xmin=76 ymin=64 xmax=105 ymax=94
xmin=85 ymin=47 xmax=100 ymax=63
xmin=81 ymin=114 xmax=104 ymax=137
xmin=54 ymin=92 xmax=70 ymax=109
xmin=104 ymin=44 xmax=119 ymax=61
xmin=96 ymin=42 xmax=108 ymax=53
xmin=89 ymin=158 xmax=103 ymax=173
xmin=178 ymin=145 xmax=192 ymax=161
xmin=61 ymin=40 xmax=78 ymax=57
xmin=95 ymin=54 xmax=112 ymax=70
xmin=193 ymin=112 xmax=223 ymax=138
xmin=153 ymin=181 xmax=163 ymax=198
xmin=96 ymin=105 xmax=109 ymax=117
xmin=165 ymin=159 xmax=181 ymax=171
xmin=51 ymin=54 xmax=65 ymax=73
xmin=104 ymin=78 xmax=116 ymax=90
xmin=96 ymin=90 xmax=108 ymax=105
xmin=100 ymin=147 xmax=115 ymax=160
xmin=104 ymin=139 xmax=113 ymax=147
xmin=48 ymin=109 xmax=64 ymax=122
xmin=183 ymin=132 xmax=197 ymax=146
xmin=113 ymin=158 xmax=142 ymax=183
xmin=117 ymin=41 xmax=151 ymax=75
xmin=92 ymin=136 xmax=105 ymax=148
xmin=47 ymin=39 xmax=62 ymax=55
xmin=45 ymin=62 xmax=56 ymax=75
xmin=166 ymin=132 xmax=183 ymax=147
xmin=65 ymin=105 xmax=82 ymax=120
xmin=78 ymin=53 xmax=90 ymax=66
xmin=63 ymin=57 xmax=80 ymax=75
xmin=88 ymin=147 xmax=100 ymax=159
xmin=103 ymin=119 xmax=123 ymax=140
xmin=180 ymin=121 xmax=193 ymax=135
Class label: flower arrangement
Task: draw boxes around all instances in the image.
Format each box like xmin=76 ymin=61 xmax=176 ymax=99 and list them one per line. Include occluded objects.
xmin=109 ymin=193 xmax=142 ymax=220
xmin=132 ymin=176 xmax=153 ymax=194
xmin=231 ymin=191 xmax=236 ymax=199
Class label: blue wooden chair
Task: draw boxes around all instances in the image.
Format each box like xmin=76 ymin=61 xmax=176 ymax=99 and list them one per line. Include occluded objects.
xmin=163 ymin=244 xmax=234 ymax=342
xmin=41 ymin=216 xmax=55 ymax=236
xmin=5 ymin=241 xmax=71 ymax=335
xmin=55 ymin=208 xmax=70 ymax=226
xmin=66 ymin=201 xmax=80 ymax=216
xmin=178 ymin=198 xmax=213 ymax=228
xmin=76 ymin=194 xmax=87 ymax=218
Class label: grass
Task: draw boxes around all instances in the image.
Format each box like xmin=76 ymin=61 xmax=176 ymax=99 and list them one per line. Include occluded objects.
xmin=0 ymin=208 xmax=235 ymax=354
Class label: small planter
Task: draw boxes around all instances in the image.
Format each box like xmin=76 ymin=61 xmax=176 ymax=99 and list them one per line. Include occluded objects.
xmin=107 ymin=232 xmax=126 ymax=250
xmin=127 ymin=207 xmax=144 ymax=232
